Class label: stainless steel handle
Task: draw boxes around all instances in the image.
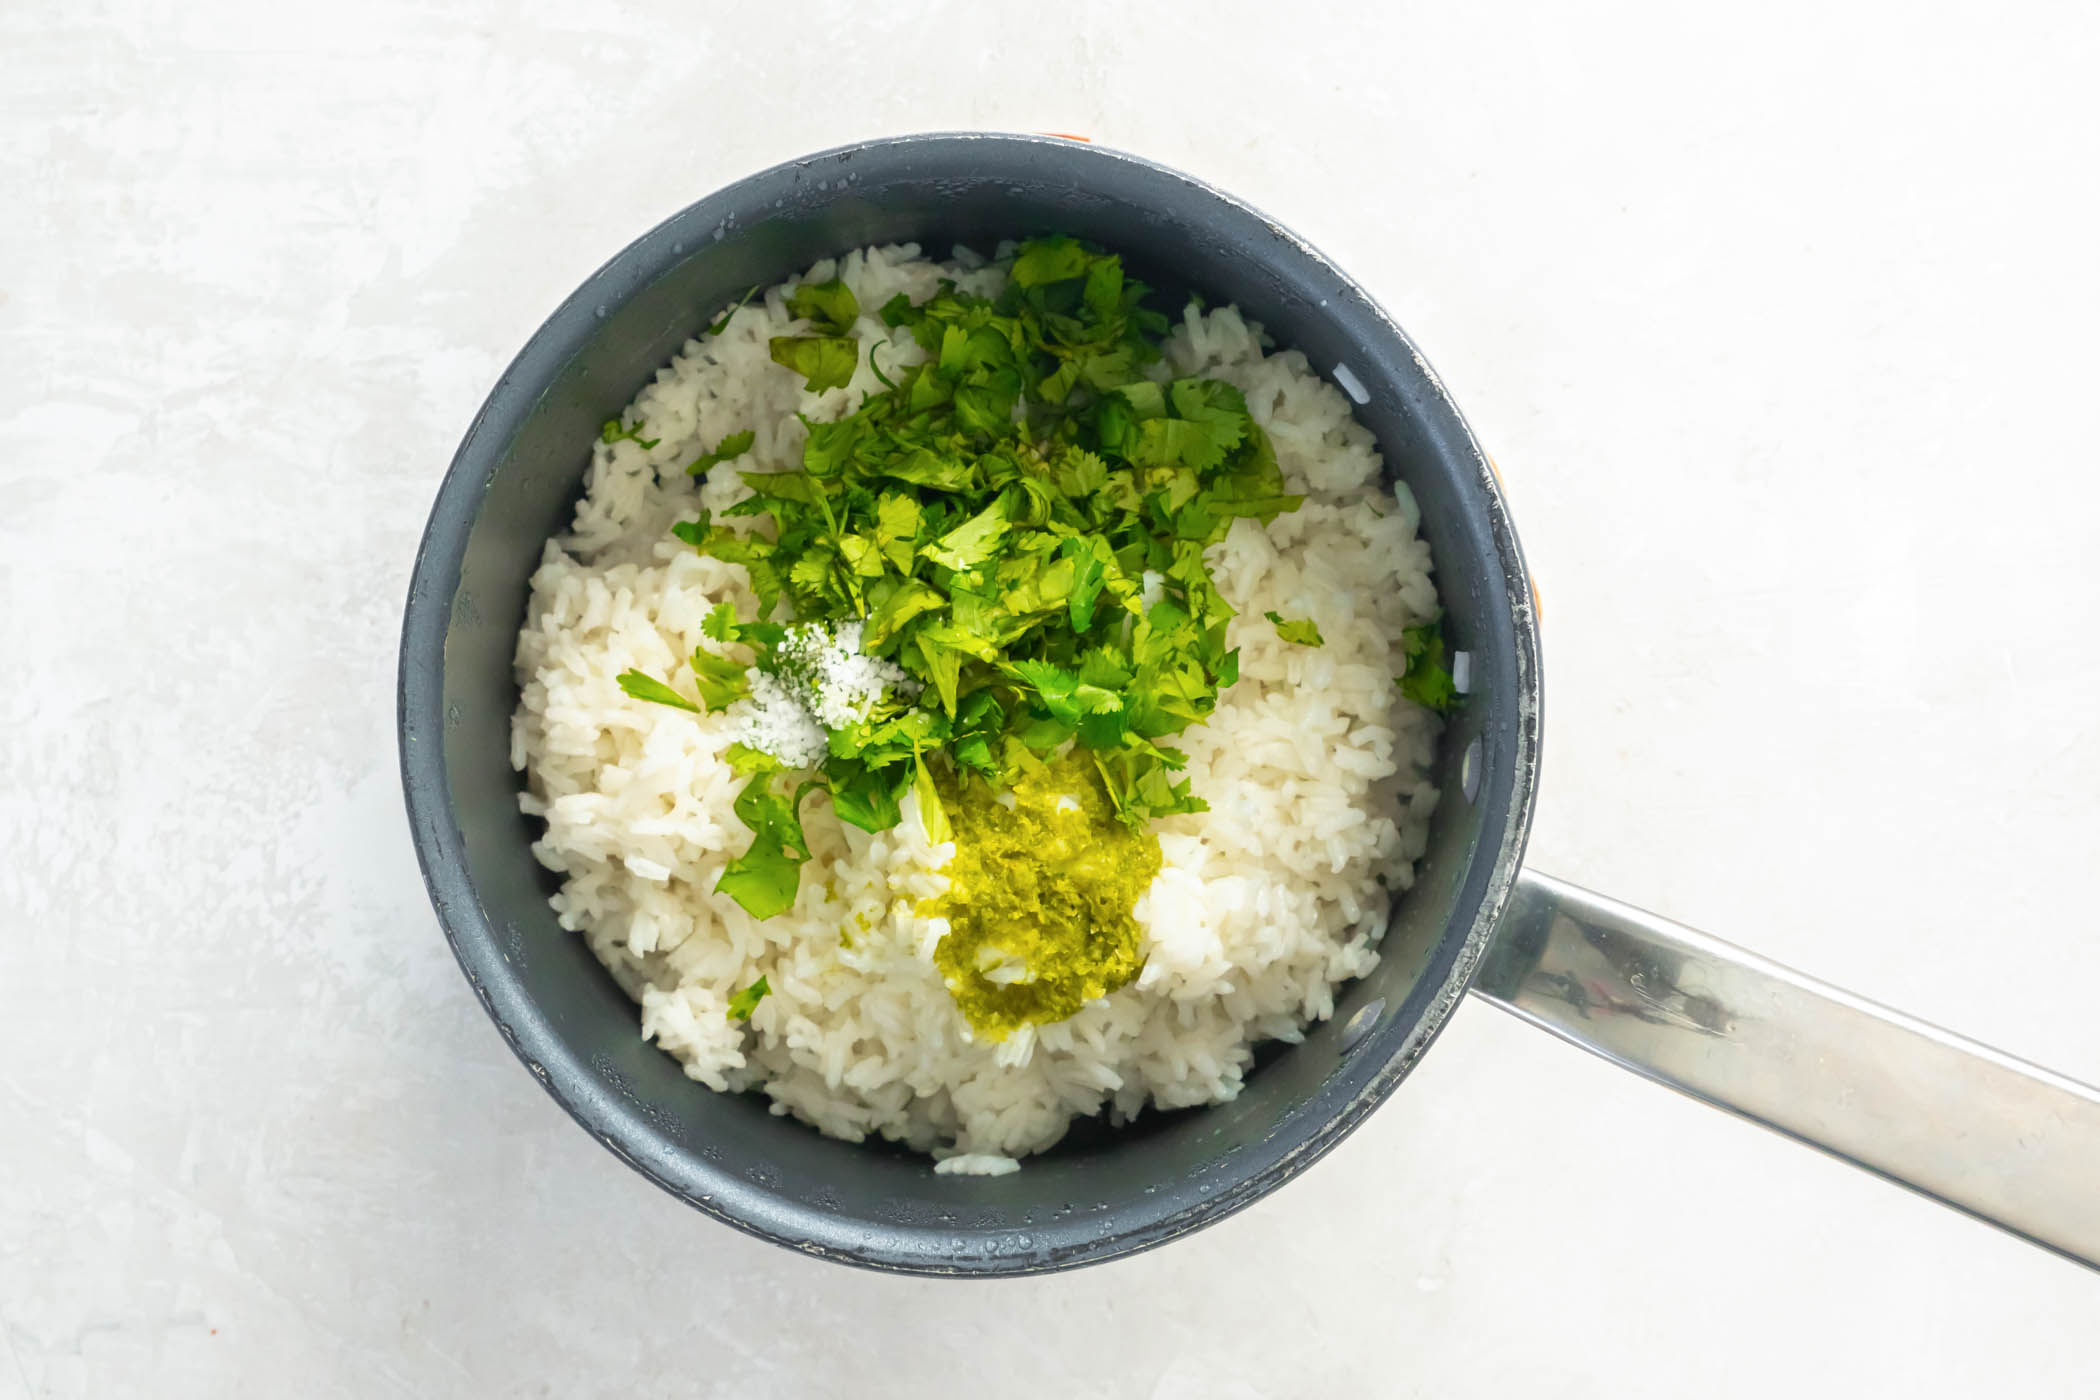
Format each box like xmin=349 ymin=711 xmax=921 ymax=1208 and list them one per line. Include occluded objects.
xmin=1470 ymin=869 xmax=2100 ymax=1269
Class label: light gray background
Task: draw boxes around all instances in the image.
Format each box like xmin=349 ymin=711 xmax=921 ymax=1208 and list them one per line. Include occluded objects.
xmin=4 ymin=1 xmax=2097 ymax=1395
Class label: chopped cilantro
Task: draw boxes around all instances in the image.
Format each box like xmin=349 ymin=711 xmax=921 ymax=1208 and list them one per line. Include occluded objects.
xmin=1398 ymin=617 xmax=1460 ymax=714
xmin=769 ymin=336 xmax=858 ymax=392
xmin=787 ymin=278 xmax=860 ymax=334
xmin=919 ymin=495 xmax=1012 ymax=571
xmin=686 ymin=429 xmax=756 ymax=476
xmin=1266 ymin=612 xmax=1324 ymax=647
xmin=705 ymin=285 xmax=761 ymax=336
xmin=600 ymin=417 xmax=659 ymax=449
xmin=714 ymin=763 xmax=814 ymax=918
xmin=687 ymin=644 xmax=748 ymax=710
xmin=616 ymin=670 xmax=698 ymax=712
xmin=1009 ymin=235 xmax=1092 ymax=289
xmin=631 ymin=236 xmax=1325 ymax=916
xmin=912 ymin=753 xmax=952 ymax=845
xmin=618 ymin=638 xmax=748 ymax=715
xmin=725 ymin=976 xmax=770 ymax=1021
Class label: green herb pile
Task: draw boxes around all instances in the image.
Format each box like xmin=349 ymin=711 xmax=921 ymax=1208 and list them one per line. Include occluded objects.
xmin=617 ymin=236 xmax=1454 ymax=919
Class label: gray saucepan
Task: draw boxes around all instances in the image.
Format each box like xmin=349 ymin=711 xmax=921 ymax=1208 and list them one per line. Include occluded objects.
xmin=399 ymin=132 xmax=2100 ymax=1275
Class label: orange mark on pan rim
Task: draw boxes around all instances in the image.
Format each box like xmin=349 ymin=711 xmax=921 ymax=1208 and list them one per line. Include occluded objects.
xmin=1485 ymin=455 xmax=1542 ymax=620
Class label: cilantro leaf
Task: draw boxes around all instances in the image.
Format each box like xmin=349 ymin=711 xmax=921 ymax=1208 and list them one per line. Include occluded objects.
xmin=1009 ymin=235 xmax=1092 ymax=289
xmin=788 ymin=278 xmax=860 ymax=335
xmin=698 ymin=532 xmax=786 ymax=619
xmin=617 ymin=669 xmax=699 ymax=712
xmin=1062 ymin=535 xmax=1112 ymax=631
xmin=769 ymin=335 xmax=859 ymax=392
xmin=688 ymin=646 xmax=748 ymax=710
xmin=701 ymin=601 xmax=784 ymax=652
xmin=705 ymin=285 xmax=761 ymax=336
xmin=1398 ymin=618 xmax=1460 ymax=714
xmin=1006 ymin=658 xmax=1093 ymax=727
xmin=824 ymin=758 xmax=906 ymax=832
xmin=725 ymin=976 xmax=770 ymax=1021
xmin=600 ymin=417 xmax=659 ymax=449
xmin=788 ymin=548 xmax=837 ymax=598
xmin=838 ymin=534 xmax=884 ymax=578
xmin=714 ymin=775 xmax=813 ymax=918
xmin=801 ymin=416 xmax=870 ymax=477
xmin=1092 ymin=747 xmax=1208 ymax=825
xmin=920 ymin=495 xmax=1011 ymax=571
xmin=1266 ymin=612 xmax=1325 ymax=647
xmin=911 ymin=632 xmax=964 ymax=716
xmin=686 ymin=428 xmax=756 ymax=476
xmin=873 ymin=492 xmax=923 ymax=571
xmin=1082 ymin=258 xmax=1124 ymax=323
xmin=1121 ymin=382 xmax=1247 ymax=475
xmin=912 ymin=753 xmax=952 ymax=845
xmin=878 ymin=291 xmax=916 ymax=327
xmin=881 ymin=446 xmax=974 ymax=491
xmin=1169 ymin=377 xmax=1250 ymax=439
xmin=953 ymin=376 xmax=1021 ymax=435
xmin=863 ymin=578 xmax=947 ymax=649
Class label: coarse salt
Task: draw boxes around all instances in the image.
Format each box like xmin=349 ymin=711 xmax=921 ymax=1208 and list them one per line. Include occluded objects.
xmin=732 ymin=620 xmax=916 ymax=769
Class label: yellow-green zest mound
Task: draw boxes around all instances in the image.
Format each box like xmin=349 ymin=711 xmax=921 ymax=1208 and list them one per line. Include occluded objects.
xmin=929 ymin=753 xmax=1160 ymax=1041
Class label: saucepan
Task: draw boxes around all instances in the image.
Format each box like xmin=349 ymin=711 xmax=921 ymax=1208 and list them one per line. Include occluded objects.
xmin=399 ymin=132 xmax=2100 ymax=1274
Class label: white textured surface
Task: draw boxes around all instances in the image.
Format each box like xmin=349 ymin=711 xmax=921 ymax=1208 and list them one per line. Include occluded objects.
xmin=4 ymin=1 xmax=2097 ymax=1394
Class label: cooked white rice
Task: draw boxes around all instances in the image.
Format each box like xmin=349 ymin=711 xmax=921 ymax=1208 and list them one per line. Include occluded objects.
xmin=511 ymin=245 xmax=1444 ymax=1170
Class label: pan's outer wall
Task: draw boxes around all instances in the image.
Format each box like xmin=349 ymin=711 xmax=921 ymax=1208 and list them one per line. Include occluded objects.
xmin=399 ymin=133 xmax=1542 ymax=1275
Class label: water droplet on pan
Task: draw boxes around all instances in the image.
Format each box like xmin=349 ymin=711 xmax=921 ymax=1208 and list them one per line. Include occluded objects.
xmin=1341 ymin=997 xmax=1386 ymax=1048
